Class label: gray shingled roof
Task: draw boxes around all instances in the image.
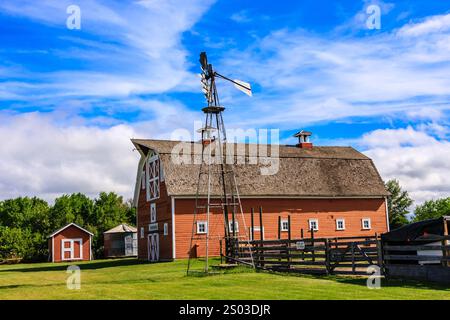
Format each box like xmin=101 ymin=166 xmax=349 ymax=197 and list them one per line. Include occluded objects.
xmin=132 ymin=139 xmax=388 ymax=198
xmin=103 ymin=224 xmax=137 ymax=234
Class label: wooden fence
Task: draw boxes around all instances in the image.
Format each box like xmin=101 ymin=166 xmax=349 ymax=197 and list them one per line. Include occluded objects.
xmin=227 ymin=235 xmax=382 ymax=275
xmin=382 ymin=235 xmax=450 ymax=284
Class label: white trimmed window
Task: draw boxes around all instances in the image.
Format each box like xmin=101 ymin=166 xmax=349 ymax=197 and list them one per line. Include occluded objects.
xmin=362 ymin=218 xmax=371 ymax=230
xmin=281 ymin=219 xmax=289 ymax=232
xmin=336 ymin=219 xmax=345 ymax=231
xmin=228 ymin=221 xmax=239 ymax=233
xmin=150 ymin=203 xmax=157 ymax=223
xmin=140 ymin=227 xmax=145 ymax=239
xmin=309 ymin=219 xmax=319 ymax=231
xmin=146 ymin=155 xmax=160 ymax=201
xmin=163 ymin=223 xmax=168 ymax=236
xmin=197 ymin=221 xmax=207 ymax=234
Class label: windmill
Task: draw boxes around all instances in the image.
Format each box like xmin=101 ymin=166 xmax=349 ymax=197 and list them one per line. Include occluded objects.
xmin=187 ymin=52 xmax=254 ymax=274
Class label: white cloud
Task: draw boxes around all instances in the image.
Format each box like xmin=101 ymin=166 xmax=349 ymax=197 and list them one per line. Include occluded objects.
xmin=361 ymin=127 xmax=450 ymax=205
xmin=0 ymin=105 xmax=202 ymax=202
xmin=397 ymin=13 xmax=450 ymax=37
xmin=213 ymin=13 xmax=450 ymax=129
xmin=0 ymin=0 xmax=215 ymax=100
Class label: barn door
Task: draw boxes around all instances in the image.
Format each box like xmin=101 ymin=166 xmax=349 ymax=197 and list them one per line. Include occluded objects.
xmin=148 ymin=233 xmax=159 ymax=262
xmin=125 ymin=235 xmax=133 ymax=256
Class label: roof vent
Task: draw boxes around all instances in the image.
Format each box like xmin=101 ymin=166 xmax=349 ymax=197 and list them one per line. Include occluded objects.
xmin=293 ymin=130 xmax=313 ymax=149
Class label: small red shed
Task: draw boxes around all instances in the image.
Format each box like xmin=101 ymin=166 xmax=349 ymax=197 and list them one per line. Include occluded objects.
xmin=48 ymin=223 xmax=94 ymax=262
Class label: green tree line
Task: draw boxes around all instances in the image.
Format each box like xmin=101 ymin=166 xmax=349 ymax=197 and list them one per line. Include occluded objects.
xmin=385 ymin=179 xmax=450 ymax=229
xmin=0 ymin=192 xmax=135 ymax=262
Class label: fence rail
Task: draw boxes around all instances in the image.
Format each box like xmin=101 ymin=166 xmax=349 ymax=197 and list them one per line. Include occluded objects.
xmin=228 ymin=235 xmax=381 ymax=275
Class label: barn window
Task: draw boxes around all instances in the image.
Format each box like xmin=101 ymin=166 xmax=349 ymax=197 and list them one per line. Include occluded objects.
xmin=336 ymin=219 xmax=345 ymax=231
xmin=146 ymin=155 xmax=160 ymax=201
xmin=197 ymin=221 xmax=208 ymax=234
xmin=163 ymin=223 xmax=168 ymax=236
xmin=309 ymin=219 xmax=319 ymax=231
xmin=140 ymin=227 xmax=145 ymax=239
xmin=362 ymin=218 xmax=371 ymax=230
xmin=281 ymin=219 xmax=289 ymax=232
xmin=150 ymin=203 xmax=157 ymax=223
xmin=228 ymin=221 xmax=239 ymax=233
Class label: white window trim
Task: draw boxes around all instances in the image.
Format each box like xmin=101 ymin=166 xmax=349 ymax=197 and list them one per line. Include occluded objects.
xmin=228 ymin=220 xmax=239 ymax=233
xmin=362 ymin=218 xmax=372 ymax=230
xmin=146 ymin=154 xmax=160 ymax=201
xmin=197 ymin=221 xmax=208 ymax=234
xmin=61 ymin=238 xmax=83 ymax=261
xmin=309 ymin=219 xmax=319 ymax=231
xmin=163 ymin=223 xmax=168 ymax=236
xmin=281 ymin=219 xmax=289 ymax=232
xmin=150 ymin=203 xmax=157 ymax=223
xmin=336 ymin=219 xmax=346 ymax=231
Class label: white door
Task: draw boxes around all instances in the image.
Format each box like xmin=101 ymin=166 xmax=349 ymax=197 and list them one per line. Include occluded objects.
xmin=125 ymin=235 xmax=133 ymax=256
xmin=148 ymin=233 xmax=159 ymax=262
xmin=61 ymin=239 xmax=83 ymax=260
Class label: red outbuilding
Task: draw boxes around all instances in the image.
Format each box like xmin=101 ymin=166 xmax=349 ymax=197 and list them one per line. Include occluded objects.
xmin=48 ymin=223 xmax=93 ymax=262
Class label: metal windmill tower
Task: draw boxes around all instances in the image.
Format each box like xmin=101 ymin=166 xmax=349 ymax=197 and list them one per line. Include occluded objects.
xmin=187 ymin=52 xmax=254 ymax=274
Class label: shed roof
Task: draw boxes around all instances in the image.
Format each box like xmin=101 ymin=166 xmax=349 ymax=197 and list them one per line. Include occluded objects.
xmin=104 ymin=224 xmax=137 ymax=234
xmin=48 ymin=222 xmax=94 ymax=238
xmin=132 ymin=139 xmax=388 ymax=198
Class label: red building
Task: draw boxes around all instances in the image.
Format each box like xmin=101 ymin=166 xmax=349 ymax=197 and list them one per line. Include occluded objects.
xmin=131 ymin=136 xmax=389 ymax=262
xmin=48 ymin=223 xmax=93 ymax=262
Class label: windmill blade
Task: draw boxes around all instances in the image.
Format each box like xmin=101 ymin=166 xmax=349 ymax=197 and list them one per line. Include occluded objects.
xmin=233 ymin=79 xmax=252 ymax=97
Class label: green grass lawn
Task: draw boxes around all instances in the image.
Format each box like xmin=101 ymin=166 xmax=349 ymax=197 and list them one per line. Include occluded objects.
xmin=0 ymin=258 xmax=449 ymax=300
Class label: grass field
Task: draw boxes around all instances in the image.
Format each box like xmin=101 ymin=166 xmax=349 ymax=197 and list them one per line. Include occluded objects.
xmin=0 ymin=258 xmax=449 ymax=300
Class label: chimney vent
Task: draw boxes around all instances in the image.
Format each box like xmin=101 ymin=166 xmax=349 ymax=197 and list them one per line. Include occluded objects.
xmin=293 ymin=130 xmax=313 ymax=148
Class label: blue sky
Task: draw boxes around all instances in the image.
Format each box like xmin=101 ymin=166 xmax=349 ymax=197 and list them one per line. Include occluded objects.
xmin=1 ymin=0 xmax=450 ymax=204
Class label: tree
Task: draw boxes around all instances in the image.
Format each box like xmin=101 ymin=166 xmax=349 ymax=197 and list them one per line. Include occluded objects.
xmin=413 ymin=197 xmax=450 ymax=222
xmin=385 ymin=179 xmax=413 ymax=229
xmin=49 ymin=193 xmax=94 ymax=231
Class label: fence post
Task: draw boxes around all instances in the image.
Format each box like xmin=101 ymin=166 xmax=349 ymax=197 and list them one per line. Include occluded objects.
xmin=351 ymin=242 xmax=355 ymax=274
xmin=278 ymin=216 xmax=281 ymax=240
xmin=325 ymin=238 xmax=330 ymax=275
xmin=376 ymin=235 xmax=384 ymax=274
xmin=287 ymin=215 xmax=291 ymax=270
xmin=220 ymin=239 xmax=223 ymax=264
xmin=259 ymin=206 xmax=264 ymax=268
xmin=311 ymin=227 xmax=315 ymax=262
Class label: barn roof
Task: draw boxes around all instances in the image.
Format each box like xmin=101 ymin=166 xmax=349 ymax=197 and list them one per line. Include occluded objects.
xmin=104 ymin=224 xmax=137 ymax=234
xmin=48 ymin=222 xmax=94 ymax=238
xmin=131 ymin=139 xmax=388 ymax=198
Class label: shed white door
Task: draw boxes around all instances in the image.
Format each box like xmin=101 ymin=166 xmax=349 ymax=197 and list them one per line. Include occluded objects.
xmin=125 ymin=235 xmax=133 ymax=256
xmin=61 ymin=239 xmax=83 ymax=260
xmin=148 ymin=233 xmax=159 ymax=262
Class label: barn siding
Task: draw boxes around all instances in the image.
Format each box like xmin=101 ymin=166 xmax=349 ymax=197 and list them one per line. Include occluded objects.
xmin=173 ymin=198 xmax=388 ymax=259
xmin=137 ymin=181 xmax=173 ymax=261
xmin=51 ymin=225 xmax=91 ymax=262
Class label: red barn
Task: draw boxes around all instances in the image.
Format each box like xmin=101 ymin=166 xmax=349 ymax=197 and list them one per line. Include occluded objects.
xmin=131 ymin=136 xmax=390 ymax=262
xmin=48 ymin=223 xmax=93 ymax=262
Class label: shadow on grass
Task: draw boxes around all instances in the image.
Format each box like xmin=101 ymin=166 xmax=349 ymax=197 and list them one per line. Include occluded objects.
xmin=0 ymin=258 xmax=147 ymax=273
xmin=255 ymin=268 xmax=450 ymax=292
